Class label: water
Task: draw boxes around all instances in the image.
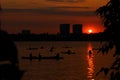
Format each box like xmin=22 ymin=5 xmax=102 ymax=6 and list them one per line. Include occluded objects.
xmin=16 ymin=41 xmax=115 ymax=80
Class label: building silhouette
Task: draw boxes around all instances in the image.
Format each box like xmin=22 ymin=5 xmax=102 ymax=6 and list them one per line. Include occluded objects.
xmin=21 ymin=29 xmax=31 ymax=35
xmin=72 ymin=24 xmax=82 ymax=35
xmin=60 ymin=24 xmax=70 ymax=35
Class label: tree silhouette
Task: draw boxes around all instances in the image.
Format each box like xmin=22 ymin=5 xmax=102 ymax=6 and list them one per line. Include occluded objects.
xmin=95 ymin=0 xmax=120 ymax=80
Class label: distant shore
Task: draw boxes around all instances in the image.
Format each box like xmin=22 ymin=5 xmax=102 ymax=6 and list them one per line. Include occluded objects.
xmin=9 ymin=33 xmax=111 ymax=41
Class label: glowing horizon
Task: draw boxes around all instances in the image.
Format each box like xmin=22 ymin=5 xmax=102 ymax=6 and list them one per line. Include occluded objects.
xmin=0 ymin=0 xmax=107 ymax=34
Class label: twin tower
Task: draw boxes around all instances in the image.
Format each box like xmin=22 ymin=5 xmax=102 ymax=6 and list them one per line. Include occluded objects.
xmin=60 ymin=24 xmax=83 ymax=35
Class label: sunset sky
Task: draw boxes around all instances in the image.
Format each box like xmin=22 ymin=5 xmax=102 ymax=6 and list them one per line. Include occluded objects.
xmin=0 ymin=0 xmax=108 ymax=34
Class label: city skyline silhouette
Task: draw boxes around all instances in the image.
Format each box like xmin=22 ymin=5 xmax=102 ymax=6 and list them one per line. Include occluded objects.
xmin=0 ymin=0 xmax=106 ymax=34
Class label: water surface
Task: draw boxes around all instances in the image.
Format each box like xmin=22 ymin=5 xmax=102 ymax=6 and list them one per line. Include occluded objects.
xmin=16 ymin=41 xmax=115 ymax=80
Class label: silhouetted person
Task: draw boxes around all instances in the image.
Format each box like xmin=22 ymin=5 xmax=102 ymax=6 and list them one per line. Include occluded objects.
xmin=49 ymin=46 xmax=54 ymax=52
xmin=29 ymin=53 xmax=32 ymax=61
xmin=56 ymin=53 xmax=60 ymax=61
xmin=88 ymin=50 xmax=92 ymax=56
xmin=38 ymin=53 xmax=41 ymax=61
xmin=0 ymin=30 xmax=24 ymax=80
xmin=0 ymin=30 xmax=18 ymax=65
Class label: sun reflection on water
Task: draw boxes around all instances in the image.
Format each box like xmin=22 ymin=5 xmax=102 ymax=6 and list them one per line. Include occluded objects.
xmin=87 ymin=43 xmax=95 ymax=80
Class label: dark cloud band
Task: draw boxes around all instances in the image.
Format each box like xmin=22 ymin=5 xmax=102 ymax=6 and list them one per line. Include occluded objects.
xmin=46 ymin=0 xmax=85 ymax=3
xmin=3 ymin=8 xmax=96 ymax=16
xmin=50 ymin=6 xmax=92 ymax=9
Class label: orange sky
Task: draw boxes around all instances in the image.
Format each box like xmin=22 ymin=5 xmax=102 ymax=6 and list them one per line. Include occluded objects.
xmin=0 ymin=0 xmax=108 ymax=34
xmin=1 ymin=0 xmax=108 ymax=9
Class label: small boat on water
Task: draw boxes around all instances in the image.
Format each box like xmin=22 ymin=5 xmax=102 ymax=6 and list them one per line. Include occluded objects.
xmin=88 ymin=50 xmax=93 ymax=57
xmin=21 ymin=53 xmax=63 ymax=61
xmin=61 ymin=50 xmax=75 ymax=55
xmin=88 ymin=50 xmax=92 ymax=54
xmin=27 ymin=47 xmax=38 ymax=50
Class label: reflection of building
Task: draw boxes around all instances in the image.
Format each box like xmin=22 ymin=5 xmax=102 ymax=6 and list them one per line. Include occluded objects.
xmin=60 ymin=24 xmax=70 ymax=35
xmin=21 ymin=30 xmax=31 ymax=35
xmin=72 ymin=24 xmax=82 ymax=35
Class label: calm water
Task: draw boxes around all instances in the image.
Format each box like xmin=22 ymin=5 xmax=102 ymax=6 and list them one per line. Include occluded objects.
xmin=16 ymin=41 xmax=115 ymax=80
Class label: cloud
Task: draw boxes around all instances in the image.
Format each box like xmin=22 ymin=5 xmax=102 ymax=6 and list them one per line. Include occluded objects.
xmin=50 ymin=6 xmax=92 ymax=9
xmin=46 ymin=0 xmax=85 ymax=3
xmin=3 ymin=8 xmax=96 ymax=16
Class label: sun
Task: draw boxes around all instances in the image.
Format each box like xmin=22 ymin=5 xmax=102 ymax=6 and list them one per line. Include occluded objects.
xmin=88 ymin=29 xmax=92 ymax=33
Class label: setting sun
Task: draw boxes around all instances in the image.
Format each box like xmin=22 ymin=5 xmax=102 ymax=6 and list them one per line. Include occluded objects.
xmin=88 ymin=29 xmax=93 ymax=33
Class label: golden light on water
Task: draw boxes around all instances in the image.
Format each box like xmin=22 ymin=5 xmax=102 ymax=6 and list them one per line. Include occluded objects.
xmin=87 ymin=43 xmax=95 ymax=80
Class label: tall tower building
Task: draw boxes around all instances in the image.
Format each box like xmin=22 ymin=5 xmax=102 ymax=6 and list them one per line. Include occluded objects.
xmin=60 ymin=24 xmax=70 ymax=35
xmin=72 ymin=24 xmax=82 ymax=35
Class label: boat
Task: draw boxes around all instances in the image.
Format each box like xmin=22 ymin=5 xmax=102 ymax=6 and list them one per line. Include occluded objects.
xmin=61 ymin=50 xmax=75 ymax=55
xmin=27 ymin=47 xmax=38 ymax=50
xmin=21 ymin=53 xmax=63 ymax=61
